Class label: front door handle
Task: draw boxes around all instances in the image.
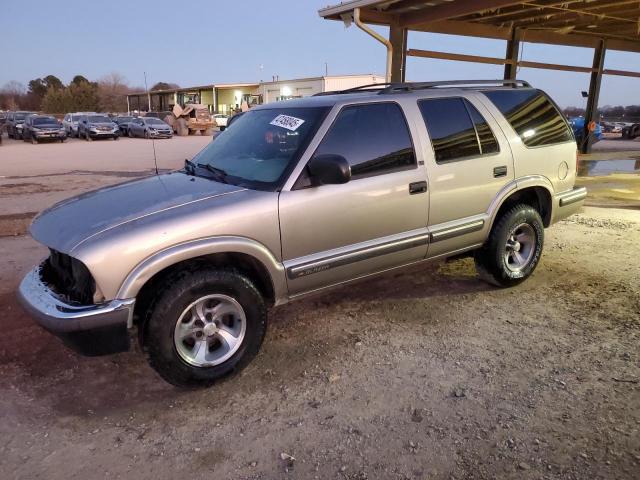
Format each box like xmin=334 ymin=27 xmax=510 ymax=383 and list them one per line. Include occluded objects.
xmin=493 ymin=166 xmax=508 ymax=178
xmin=409 ymin=181 xmax=427 ymax=195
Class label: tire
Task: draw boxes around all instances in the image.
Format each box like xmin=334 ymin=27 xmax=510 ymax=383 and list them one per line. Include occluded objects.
xmin=86 ymin=131 xmax=92 ymax=141
xmin=128 ymin=128 xmax=134 ymax=138
xmin=143 ymin=268 xmax=267 ymax=387
xmin=176 ymin=118 xmax=189 ymax=136
xmin=31 ymin=135 xmax=37 ymax=145
xmin=113 ymin=135 xmax=118 ymax=141
xmin=474 ymin=204 xmax=544 ymax=288
xmin=144 ymin=130 xmax=149 ymax=139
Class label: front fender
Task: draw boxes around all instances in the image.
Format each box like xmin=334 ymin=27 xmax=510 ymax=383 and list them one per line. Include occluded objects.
xmin=116 ymin=235 xmax=287 ymax=305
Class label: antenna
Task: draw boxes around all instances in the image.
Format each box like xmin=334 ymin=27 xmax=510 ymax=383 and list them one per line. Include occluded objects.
xmin=144 ymin=71 xmax=159 ymax=175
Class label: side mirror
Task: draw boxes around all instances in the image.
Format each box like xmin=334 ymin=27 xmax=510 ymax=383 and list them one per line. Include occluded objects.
xmin=308 ymin=154 xmax=351 ymax=185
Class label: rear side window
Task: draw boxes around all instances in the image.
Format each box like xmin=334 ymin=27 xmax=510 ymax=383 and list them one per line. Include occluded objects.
xmin=314 ymin=102 xmax=415 ymax=178
xmin=418 ymin=97 xmax=499 ymax=163
xmin=483 ymin=89 xmax=573 ymax=147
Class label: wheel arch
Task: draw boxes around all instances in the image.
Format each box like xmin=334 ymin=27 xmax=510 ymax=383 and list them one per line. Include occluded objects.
xmin=118 ymin=237 xmax=287 ymax=327
xmin=489 ymin=179 xmax=554 ymax=230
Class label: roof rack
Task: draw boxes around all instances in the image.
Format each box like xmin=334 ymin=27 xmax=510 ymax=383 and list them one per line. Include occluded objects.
xmin=313 ymin=83 xmax=394 ymax=96
xmin=313 ymin=79 xmax=531 ymax=97
xmin=378 ymin=79 xmax=531 ymax=94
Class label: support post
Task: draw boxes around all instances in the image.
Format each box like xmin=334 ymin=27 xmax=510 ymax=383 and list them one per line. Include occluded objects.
xmin=389 ymin=24 xmax=407 ymax=83
xmin=582 ymin=39 xmax=606 ymax=154
xmin=126 ymin=96 xmax=130 ymax=115
xmin=504 ymin=28 xmax=521 ymax=80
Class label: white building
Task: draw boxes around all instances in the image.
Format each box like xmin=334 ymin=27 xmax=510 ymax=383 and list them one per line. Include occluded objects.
xmin=259 ymin=74 xmax=385 ymax=103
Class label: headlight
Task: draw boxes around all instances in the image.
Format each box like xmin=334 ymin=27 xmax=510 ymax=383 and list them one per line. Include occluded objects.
xmin=16 ymin=124 xmax=23 ymax=129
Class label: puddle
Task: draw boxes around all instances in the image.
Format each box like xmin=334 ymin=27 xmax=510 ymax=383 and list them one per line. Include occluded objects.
xmin=579 ymin=159 xmax=640 ymax=177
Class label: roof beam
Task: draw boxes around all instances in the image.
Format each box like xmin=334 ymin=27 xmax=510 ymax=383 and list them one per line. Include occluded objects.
xmin=406 ymin=47 xmax=640 ymax=77
xmin=399 ymin=0 xmax=524 ymax=27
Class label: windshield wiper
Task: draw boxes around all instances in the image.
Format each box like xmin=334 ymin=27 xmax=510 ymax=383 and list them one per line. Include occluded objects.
xmin=197 ymin=163 xmax=229 ymax=183
xmin=184 ymin=159 xmax=197 ymax=176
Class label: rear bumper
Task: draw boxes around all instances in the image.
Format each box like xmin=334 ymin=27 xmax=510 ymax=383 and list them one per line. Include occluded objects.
xmin=552 ymin=186 xmax=587 ymax=223
xmin=18 ymin=267 xmax=135 ymax=356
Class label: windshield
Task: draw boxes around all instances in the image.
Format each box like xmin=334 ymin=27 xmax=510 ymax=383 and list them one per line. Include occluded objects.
xmin=71 ymin=115 xmax=81 ymax=121
xmin=15 ymin=113 xmax=27 ymax=120
xmin=33 ymin=117 xmax=58 ymax=126
xmin=89 ymin=115 xmax=111 ymax=123
xmin=145 ymin=118 xmax=165 ymax=125
xmin=191 ymin=107 xmax=328 ymax=190
xmin=118 ymin=116 xmax=133 ymax=122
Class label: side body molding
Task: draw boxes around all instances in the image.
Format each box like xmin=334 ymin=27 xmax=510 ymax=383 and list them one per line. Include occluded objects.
xmin=116 ymin=236 xmax=287 ymax=306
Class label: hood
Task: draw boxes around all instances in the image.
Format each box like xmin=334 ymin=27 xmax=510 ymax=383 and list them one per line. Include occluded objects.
xmin=30 ymin=172 xmax=245 ymax=254
xmin=90 ymin=122 xmax=116 ymax=127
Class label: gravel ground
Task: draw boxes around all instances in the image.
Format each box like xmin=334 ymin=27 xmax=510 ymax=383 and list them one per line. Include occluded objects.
xmin=0 ymin=133 xmax=638 ymax=479
xmin=0 ymin=206 xmax=638 ymax=480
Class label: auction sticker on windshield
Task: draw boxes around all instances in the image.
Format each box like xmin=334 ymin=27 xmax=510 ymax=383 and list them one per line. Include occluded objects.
xmin=270 ymin=114 xmax=305 ymax=131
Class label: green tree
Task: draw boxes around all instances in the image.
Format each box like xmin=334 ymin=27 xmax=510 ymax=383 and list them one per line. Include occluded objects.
xmin=151 ymin=82 xmax=179 ymax=91
xmin=41 ymin=81 xmax=100 ymax=113
xmin=71 ymin=75 xmax=90 ymax=86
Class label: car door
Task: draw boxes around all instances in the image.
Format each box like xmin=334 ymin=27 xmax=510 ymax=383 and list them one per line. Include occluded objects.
xmin=278 ymin=101 xmax=430 ymax=297
xmin=415 ymin=94 xmax=515 ymax=258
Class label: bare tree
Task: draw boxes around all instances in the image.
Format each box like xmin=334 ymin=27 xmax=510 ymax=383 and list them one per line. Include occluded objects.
xmin=98 ymin=72 xmax=132 ymax=113
xmin=0 ymin=81 xmax=27 ymax=110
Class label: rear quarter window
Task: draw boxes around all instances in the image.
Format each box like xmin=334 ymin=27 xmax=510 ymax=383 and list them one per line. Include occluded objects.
xmin=482 ymin=89 xmax=573 ymax=147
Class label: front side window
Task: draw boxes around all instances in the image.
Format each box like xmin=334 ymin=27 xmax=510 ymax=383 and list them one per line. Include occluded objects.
xmin=482 ymin=89 xmax=573 ymax=147
xmin=419 ymin=98 xmax=493 ymax=163
xmin=191 ymin=106 xmax=329 ymax=190
xmin=313 ymin=102 xmax=415 ymax=178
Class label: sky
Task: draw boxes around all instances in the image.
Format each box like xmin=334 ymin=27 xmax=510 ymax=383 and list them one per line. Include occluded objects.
xmin=1 ymin=0 xmax=639 ymax=108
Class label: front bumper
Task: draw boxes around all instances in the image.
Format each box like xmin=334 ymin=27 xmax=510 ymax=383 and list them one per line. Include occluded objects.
xmin=89 ymin=130 xmax=118 ymax=138
xmin=35 ymin=131 xmax=66 ymax=140
xmin=18 ymin=267 xmax=135 ymax=356
xmin=552 ymin=186 xmax=587 ymax=223
xmin=149 ymin=130 xmax=172 ymax=138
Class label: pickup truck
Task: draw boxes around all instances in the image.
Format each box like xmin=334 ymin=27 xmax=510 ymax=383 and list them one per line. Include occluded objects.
xmin=18 ymin=80 xmax=586 ymax=387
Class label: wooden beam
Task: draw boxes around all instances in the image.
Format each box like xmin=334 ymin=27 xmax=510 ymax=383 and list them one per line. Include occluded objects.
xmin=504 ymin=28 xmax=522 ymax=80
xmin=582 ymin=40 xmax=606 ymax=154
xmin=399 ymin=0 xmax=523 ymax=28
xmin=410 ymin=19 xmax=512 ymax=40
xmin=389 ymin=24 xmax=408 ymax=83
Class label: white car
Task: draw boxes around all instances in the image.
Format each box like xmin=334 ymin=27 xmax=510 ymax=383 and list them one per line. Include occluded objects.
xmin=213 ymin=114 xmax=228 ymax=128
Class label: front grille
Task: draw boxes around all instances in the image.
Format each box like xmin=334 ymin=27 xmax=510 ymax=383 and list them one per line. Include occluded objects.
xmin=40 ymin=249 xmax=96 ymax=305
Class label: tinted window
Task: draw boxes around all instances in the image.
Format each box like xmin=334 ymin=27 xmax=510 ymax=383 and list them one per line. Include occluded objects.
xmin=483 ymin=89 xmax=573 ymax=147
xmin=33 ymin=117 xmax=57 ymax=125
xmin=418 ymin=98 xmax=480 ymax=163
xmin=89 ymin=115 xmax=110 ymax=123
xmin=314 ymin=103 xmax=415 ymax=178
xmin=467 ymin=102 xmax=499 ymax=155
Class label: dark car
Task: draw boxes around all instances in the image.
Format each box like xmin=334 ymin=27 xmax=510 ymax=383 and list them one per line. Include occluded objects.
xmin=23 ymin=115 xmax=66 ymax=144
xmin=128 ymin=117 xmax=173 ymax=139
xmin=77 ymin=114 xmax=120 ymax=141
xmin=114 ymin=116 xmax=135 ymax=136
xmin=6 ymin=111 xmax=36 ymax=139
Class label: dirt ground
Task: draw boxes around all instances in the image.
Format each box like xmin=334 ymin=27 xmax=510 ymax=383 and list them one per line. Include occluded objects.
xmin=0 ymin=135 xmax=639 ymax=480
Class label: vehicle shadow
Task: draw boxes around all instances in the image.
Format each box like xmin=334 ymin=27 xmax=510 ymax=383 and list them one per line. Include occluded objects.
xmin=3 ymin=257 xmax=492 ymax=417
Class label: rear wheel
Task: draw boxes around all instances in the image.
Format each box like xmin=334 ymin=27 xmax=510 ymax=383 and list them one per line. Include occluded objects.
xmin=143 ymin=268 xmax=267 ymax=387
xmin=474 ymin=204 xmax=544 ymax=287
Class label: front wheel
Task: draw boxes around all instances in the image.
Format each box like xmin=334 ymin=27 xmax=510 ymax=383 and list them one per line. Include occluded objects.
xmin=474 ymin=204 xmax=544 ymax=287
xmin=143 ymin=268 xmax=267 ymax=387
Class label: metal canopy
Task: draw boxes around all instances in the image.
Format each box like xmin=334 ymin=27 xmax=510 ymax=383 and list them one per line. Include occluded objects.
xmin=319 ymin=0 xmax=640 ymax=153
xmin=319 ymin=0 xmax=640 ymax=52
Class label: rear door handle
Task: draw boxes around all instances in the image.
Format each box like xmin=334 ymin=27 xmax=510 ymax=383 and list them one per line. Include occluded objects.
xmin=409 ymin=181 xmax=427 ymax=195
xmin=493 ymin=166 xmax=508 ymax=178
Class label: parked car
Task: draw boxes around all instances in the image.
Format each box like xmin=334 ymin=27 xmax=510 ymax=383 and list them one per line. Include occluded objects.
xmin=128 ymin=117 xmax=173 ymax=138
xmin=17 ymin=80 xmax=585 ymax=387
xmin=77 ymin=114 xmax=120 ymax=141
xmin=213 ymin=114 xmax=228 ymax=128
xmin=62 ymin=112 xmax=96 ymax=137
xmin=6 ymin=111 xmax=36 ymax=139
xmin=113 ymin=116 xmax=135 ymax=136
xmin=22 ymin=115 xmax=66 ymax=144
xmin=569 ymin=117 xmax=602 ymax=147
xmin=146 ymin=111 xmax=172 ymax=120
xmin=622 ymin=123 xmax=640 ymax=140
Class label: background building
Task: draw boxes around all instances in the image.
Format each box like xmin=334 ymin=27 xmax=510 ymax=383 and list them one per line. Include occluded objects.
xmin=126 ymin=74 xmax=384 ymax=114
